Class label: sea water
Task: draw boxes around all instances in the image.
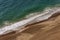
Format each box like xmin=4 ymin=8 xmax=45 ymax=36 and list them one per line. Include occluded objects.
xmin=0 ymin=0 xmax=60 ymax=26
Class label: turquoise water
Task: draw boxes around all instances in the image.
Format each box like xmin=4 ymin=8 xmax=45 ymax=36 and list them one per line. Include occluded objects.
xmin=0 ymin=0 xmax=60 ymax=25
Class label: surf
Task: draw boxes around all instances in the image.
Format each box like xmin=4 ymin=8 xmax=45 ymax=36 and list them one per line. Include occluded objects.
xmin=0 ymin=7 xmax=60 ymax=35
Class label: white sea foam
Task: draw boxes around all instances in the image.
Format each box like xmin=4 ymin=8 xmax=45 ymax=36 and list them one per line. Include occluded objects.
xmin=0 ymin=7 xmax=60 ymax=35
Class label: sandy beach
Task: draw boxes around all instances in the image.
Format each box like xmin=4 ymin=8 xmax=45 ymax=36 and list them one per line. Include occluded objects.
xmin=0 ymin=11 xmax=60 ymax=40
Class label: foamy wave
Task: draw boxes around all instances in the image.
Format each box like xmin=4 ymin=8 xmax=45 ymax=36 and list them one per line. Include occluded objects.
xmin=0 ymin=7 xmax=60 ymax=35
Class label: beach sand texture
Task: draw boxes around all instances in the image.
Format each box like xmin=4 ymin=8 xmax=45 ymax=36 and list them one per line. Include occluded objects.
xmin=0 ymin=12 xmax=60 ymax=40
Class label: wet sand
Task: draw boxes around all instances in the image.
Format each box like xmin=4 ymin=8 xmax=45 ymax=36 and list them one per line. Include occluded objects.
xmin=0 ymin=13 xmax=60 ymax=40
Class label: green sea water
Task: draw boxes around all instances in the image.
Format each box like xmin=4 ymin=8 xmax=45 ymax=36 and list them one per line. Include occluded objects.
xmin=0 ymin=0 xmax=60 ymax=26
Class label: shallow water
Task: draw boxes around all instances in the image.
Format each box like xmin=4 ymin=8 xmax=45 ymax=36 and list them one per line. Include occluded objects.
xmin=0 ymin=0 xmax=60 ymax=26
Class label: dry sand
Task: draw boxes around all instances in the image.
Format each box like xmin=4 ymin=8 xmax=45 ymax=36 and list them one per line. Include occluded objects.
xmin=0 ymin=13 xmax=60 ymax=40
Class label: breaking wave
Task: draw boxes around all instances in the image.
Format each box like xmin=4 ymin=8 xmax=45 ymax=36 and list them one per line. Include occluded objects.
xmin=0 ymin=7 xmax=60 ymax=35
xmin=0 ymin=0 xmax=60 ymax=35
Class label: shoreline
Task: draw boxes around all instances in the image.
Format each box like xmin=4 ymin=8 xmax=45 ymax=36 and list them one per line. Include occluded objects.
xmin=0 ymin=7 xmax=60 ymax=35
